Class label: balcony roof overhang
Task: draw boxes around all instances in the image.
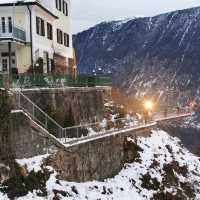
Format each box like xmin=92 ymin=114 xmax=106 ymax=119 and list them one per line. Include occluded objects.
xmin=0 ymin=1 xmax=58 ymax=19
xmin=0 ymin=37 xmax=26 ymax=45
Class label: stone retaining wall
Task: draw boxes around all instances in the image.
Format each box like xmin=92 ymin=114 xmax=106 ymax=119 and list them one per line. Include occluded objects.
xmin=10 ymin=111 xmax=60 ymax=159
xmin=46 ymin=125 xmax=155 ymax=182
xmin=21 ymin=87 xmax=111 ymax=126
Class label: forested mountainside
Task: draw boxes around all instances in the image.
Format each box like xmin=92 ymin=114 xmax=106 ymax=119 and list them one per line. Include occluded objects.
xmin=74 ymin=6 xmax=200 ymax=102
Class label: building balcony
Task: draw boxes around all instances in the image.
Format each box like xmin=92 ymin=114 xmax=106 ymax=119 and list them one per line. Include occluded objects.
xmin=0 ymin=25 xmax=26 ymax=42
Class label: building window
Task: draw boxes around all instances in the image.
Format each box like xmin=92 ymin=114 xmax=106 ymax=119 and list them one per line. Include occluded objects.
xmin=2 ymin=59 xmax=8 ymax=72
xmin=63 ymin=1 xmax=68 ymax=16
xmin=8 ymin=17 xmax=12 ymax=33
xmin=1 ymin=17 xmax=5 ymax=33
xmin=57 ymin=0 xmax=68 ymax=15
xmin=62 ymin=1 xmax=68 ymax=16
xmin=57 ymin=29 xmax=63 ymax=44
xmin=36 ymin=16 xmax=45 ymax=36
xmin=47 ymin=23 xmax=53 ymax=40
xmin=64 ymin=33 xmax=69 ymax=47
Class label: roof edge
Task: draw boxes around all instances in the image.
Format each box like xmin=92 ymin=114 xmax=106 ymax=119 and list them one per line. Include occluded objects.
xmin=0 ymin=1 xmax=58 ymax=19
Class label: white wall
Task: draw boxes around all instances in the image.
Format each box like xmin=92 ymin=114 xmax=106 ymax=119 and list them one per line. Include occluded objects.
xmin=0 ymin=6 xmax=31 ymax=42
xmin=31 ymin=0 xmax=73 ymax=63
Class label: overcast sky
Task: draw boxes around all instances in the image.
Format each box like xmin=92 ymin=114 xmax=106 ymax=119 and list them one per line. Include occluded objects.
xmin=71 ymin=0 xmax=200 ymax=33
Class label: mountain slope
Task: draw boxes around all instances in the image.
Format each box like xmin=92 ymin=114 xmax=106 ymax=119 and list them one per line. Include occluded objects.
xmin=74 ymin=7 xmax=200 ymax=100
xmin=2 ymin=130 xmax=200 ymax=199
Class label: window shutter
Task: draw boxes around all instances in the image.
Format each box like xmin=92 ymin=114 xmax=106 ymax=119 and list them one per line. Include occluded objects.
xmin=57 ymin=29 xmax=59 ymax=43
xmin=63 ymin=0 xmax=65 ymax=14
xmin=59 ymin=0 xmax=61 ymax=11
xmin=41 ymin=19 xmax=45 ymax=36
xmin=60 ymin=31 xmax=63 ymax=44
xmin=67 ymin=34 xmax=69 ymax=47
xmin=36 ymin=17 xmax=40 ymax=34
xmin=8 ymin=17 xmax=12 ymax=33
xmin=65 ymin=2 xmax=68 ymax=16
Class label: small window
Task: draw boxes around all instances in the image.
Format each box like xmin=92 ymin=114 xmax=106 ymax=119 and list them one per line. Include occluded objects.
xmin=1 ymin=17 xmax=5 ymax=33
xmin=36 ymin=16 xmax=45 ymax=36
xmin=62 ymin=1 xmax=68 ymax=16
xmin=47 ymin=22 xmax=53 ymax=40
xmin=57 ymin=29 xmax=63 ymax=44
xmin=2 ymin=59 xmax=8 ymax=72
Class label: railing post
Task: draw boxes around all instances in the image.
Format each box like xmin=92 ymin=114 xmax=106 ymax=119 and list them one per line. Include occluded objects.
xmin=76 ymin=127 xmax=79 ymax=138
xmin=18 ymin=92 xmax=21 ymax=109
xmin=45 ymin=115 xmax=48 ymax=129
xmin=32 ymin=104 xmax=35 ymax=120
xmin=64 ymin=129 xmax=67 ymax=143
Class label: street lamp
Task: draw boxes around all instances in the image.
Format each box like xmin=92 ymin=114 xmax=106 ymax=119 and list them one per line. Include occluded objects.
xmin=144 ymin=100 xmax=154 ymax=111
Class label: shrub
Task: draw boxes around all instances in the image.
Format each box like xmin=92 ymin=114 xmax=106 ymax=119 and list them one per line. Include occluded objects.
xmin=0 ymin=163 xmax=51 ymax=199
xmin=140 ymin=172 xmax=160 ymax=190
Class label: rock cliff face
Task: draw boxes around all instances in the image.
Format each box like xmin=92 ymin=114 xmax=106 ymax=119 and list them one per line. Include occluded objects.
xmin=22 ymin=88 xmax=110 ymax=126
xmin=74 ymin=6 xmax=200 ymax=102
xmin=0 ymin=90 xmax=16 ymax=183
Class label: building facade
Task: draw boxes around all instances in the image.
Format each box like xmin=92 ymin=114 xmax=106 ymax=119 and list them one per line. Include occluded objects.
xmin=0 ymin=0 xmax=76 ymax=76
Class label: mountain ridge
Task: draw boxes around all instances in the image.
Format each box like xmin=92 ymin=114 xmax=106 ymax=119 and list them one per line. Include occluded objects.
xmin=74 ymin=6 xmax=200 ymax=102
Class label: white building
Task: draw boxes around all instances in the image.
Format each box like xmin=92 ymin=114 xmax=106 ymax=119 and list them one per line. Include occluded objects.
xmin=0 ymin=0 xmax=76 ymax=75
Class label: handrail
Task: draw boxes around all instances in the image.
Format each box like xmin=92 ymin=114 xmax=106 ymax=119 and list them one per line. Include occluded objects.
xmin=13 ymin=90 xmax=193 ymax=145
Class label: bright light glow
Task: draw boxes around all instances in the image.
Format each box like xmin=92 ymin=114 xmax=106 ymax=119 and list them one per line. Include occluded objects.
xmin=144 ymin=100 xmax=154 ymax=111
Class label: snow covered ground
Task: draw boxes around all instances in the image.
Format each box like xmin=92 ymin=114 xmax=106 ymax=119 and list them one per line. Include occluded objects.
xmin=1 ymin=129 xmax=200 ymax=199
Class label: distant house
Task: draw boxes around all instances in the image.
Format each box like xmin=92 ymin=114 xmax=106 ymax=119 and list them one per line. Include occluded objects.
xmin=0 ymin=0 xmax=76 ymax=76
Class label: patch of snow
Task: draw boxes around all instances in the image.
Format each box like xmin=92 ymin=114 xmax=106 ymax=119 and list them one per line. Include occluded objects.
xmin=16 ymin=154 xmax=50 ymax=173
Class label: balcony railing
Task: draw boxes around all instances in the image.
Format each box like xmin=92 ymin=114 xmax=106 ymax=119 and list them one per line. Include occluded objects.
xmin=0 ymin=25 xmax=26 ymax=42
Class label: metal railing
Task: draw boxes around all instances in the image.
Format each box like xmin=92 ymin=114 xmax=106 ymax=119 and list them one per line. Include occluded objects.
xmin=16 ymin=91 xmax=63 ymax=138
xmin=60 ymin=109 xmax=192 ymax=144
xmin=0 ymin=25 xmax=26 ymax=41
xmin=12 ymin=74 xmax=112 ymax=88
xmin=14 ymin=90 xmax=192 ymax=145
xmin=60 ymin=117 xmax=144 ymax=144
